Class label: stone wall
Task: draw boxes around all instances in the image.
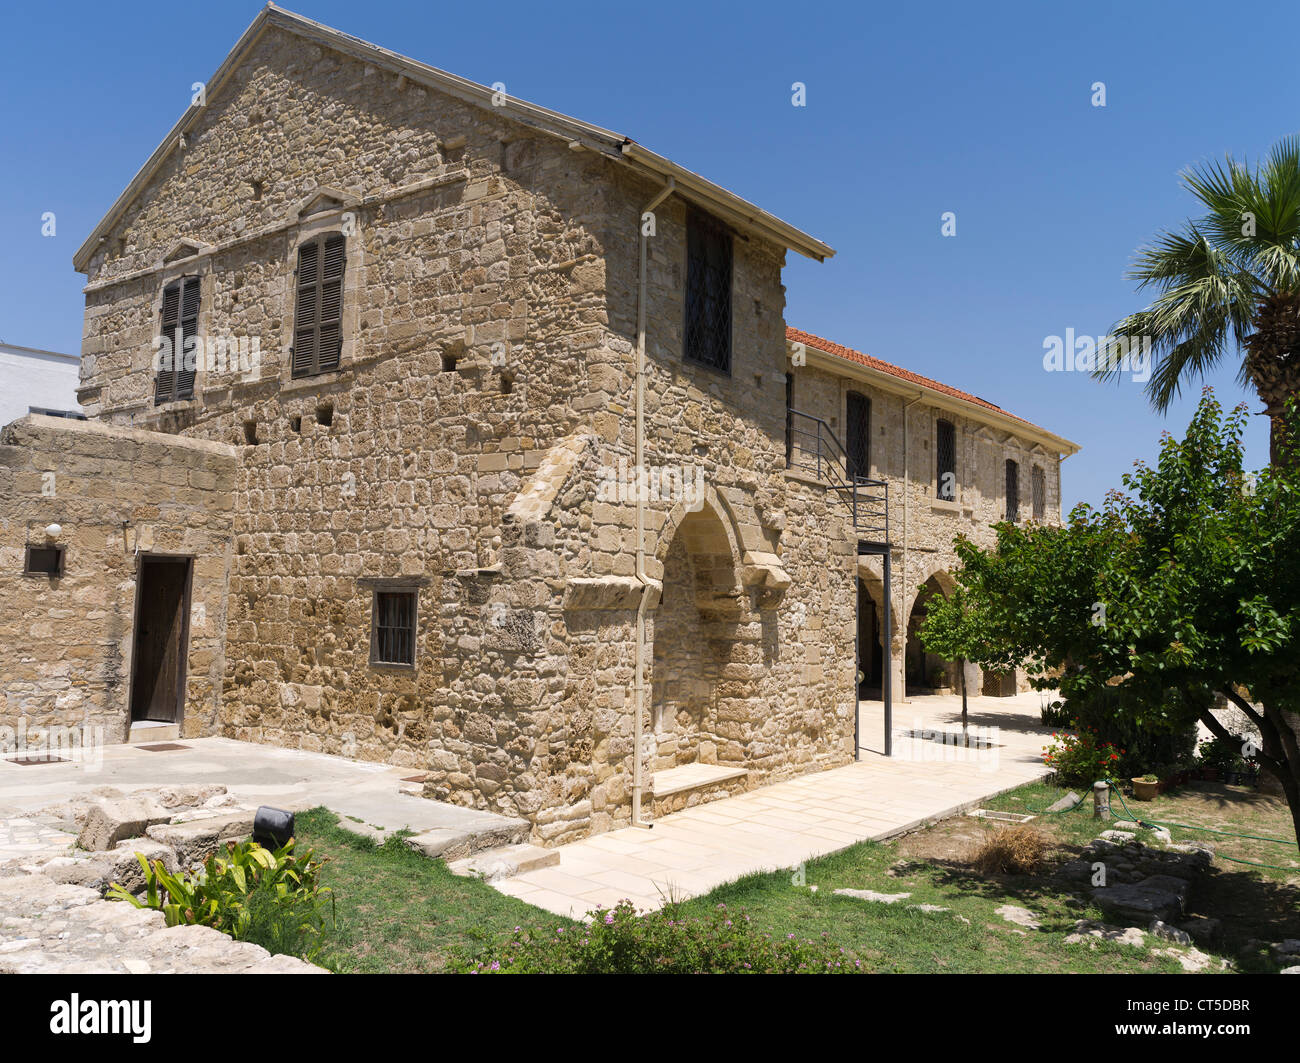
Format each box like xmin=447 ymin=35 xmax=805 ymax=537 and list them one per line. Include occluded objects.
xmin=0 ymin=415 xmax=236 ymax=744
xmin=62 ymin=18 xmax=1058 ymax=843
xmin=788 ymin=360 xmax=1063 ymax=697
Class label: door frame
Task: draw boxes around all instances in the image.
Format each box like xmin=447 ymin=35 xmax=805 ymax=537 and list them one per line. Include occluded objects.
xmin=126 ymin=552 xmax=195 ymax=729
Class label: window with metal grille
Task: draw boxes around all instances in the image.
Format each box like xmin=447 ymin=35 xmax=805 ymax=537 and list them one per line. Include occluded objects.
xmin=155 ymin=276 xmax=200 ymax=404
xmin=936 ymin=419 xmax=956 ymax=500
xmin=846 ymin=391 xmax=870 ymax=479
xmin=684 ymin=212 xmax=732 ymax=373
xmin=371 ymin=589 xmax=417 ymax=667
xmin=1005 ymin=459 xmax=1020 ymax=522
xmin=292 ymin=233 xmax=345 ymax=378
xmin=1031 ymin=465 xmax=1046 ymax=520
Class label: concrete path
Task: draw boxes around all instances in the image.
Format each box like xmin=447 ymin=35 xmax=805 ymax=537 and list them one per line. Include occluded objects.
xmin=0 ymin=736 xmax=522 ymax=860
xmin=495 ymin=691 xmax=1057 ymax=917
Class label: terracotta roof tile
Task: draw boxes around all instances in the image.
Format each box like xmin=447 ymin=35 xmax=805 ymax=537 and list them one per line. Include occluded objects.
xmin=786 ymin=326 xmax=1044 ymax=431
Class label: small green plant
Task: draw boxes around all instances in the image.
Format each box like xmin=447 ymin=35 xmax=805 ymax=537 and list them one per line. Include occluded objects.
xmin=1041 ymin=726 xmax=1123 ymax=785
xmin=1132 ymin=773 xmax=1158 ymax=783
xmin=1039 ymin=700 xmax=1072 ymax=727
xmin=451 ymin=899 xmax=861 ymax=974
xmin=108 ymin=838 xmax=335 ymax=962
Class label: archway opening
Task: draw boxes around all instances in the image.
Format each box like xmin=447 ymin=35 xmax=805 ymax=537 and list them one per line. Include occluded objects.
xmin=905 ymin=575 xmax=956 ymax=697
xmin=650 ymin=505 xmax=742 ymax=773
xmin=856 ymin=577 xmax=884 ymax=699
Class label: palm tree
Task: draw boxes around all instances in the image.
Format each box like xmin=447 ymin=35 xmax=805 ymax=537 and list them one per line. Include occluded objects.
xmin=1099 ymin=136 xmax=1300 ymax=465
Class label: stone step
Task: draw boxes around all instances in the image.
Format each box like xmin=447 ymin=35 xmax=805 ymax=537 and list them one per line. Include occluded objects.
xmin=447 ymin=844 xmax=560 ymax=882
xmin=403 ymin=817 xmax=531 ymax=863
xmin=650 ymin=763 xmax=749 ymax=816
xmin=128 ymin=721 xmax=180 ymax=743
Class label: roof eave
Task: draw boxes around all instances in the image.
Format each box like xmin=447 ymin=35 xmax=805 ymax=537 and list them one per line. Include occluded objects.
xmin=798 ymin=341 xmax=1080 ymax=457
xmin=74 ymin=3 xmax=833 ymax=273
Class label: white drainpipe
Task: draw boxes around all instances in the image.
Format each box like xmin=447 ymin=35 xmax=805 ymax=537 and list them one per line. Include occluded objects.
xmin=631 ymin=178 xmax=674 ymax=828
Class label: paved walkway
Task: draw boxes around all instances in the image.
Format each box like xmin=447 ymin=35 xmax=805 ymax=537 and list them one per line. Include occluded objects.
xmin=495 ymin=691 xmax=1057 ymax=916
xmin=0 ymin=736 xmax=523 ymax=862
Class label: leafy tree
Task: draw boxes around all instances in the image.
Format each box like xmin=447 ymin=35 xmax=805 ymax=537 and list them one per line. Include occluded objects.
xmin=1099 ymin=136 xmax=1300 ymax=464
xmin=917 ymin=586 xmax=998 ymax=744
xmin=926 ymin=392 xmax=1300 ymax=848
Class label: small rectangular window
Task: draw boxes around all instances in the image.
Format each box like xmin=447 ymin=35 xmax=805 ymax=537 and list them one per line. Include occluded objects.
xmin=293 ymin=233 xmax=345 ymax=378
xmin=684 ymin=212 xmax=732 ymax=373
xmin=155 ymin=276 xmax=200 ymax=405
xmin=936 ymin=420 xmax=956 ymax=500
xmin=371 ymin=588 xmax=417 ymax=667
xmin=1005 ymin=459 xmax=1020 ymax=522
xmin=1031 ymin=465 xmax=1046 ymax=520
xmin=24 ymin=545 xmax=64 ymax=576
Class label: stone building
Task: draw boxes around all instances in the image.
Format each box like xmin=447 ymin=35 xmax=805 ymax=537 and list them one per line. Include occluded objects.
xmin=0 ymin=6 xmax=1076 ymax=844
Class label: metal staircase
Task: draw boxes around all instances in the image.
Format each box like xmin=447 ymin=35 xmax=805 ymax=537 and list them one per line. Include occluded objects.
xmin=786 ymin=406 xmax=894 ymax=757
xmin=785 ymin=408 xmax=890 ymax=550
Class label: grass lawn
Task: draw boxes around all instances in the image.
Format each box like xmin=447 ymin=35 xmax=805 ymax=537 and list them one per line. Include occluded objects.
xmin=292 ymin=782 xmax=1300 ymax=973
xmin=293 ymin=808 xmax=573 ymax=972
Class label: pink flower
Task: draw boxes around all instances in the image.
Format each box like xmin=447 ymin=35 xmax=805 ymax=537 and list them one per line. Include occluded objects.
xmin=604 ymin=911 xmax=615 ymax=925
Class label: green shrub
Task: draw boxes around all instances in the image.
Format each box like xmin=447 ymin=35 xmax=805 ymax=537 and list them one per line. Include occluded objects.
xmin=1042 ymin=726 xmax=1123 ymax=785
xmin=1061 ymin=687 xmax=1198 ymax=776
xmin=108 ymin=839 xmax=335 ymax=963
xmin=1040 ymin=699 xmax=1072 ymax=727
xmin=450 ymin=900 xmax=861 ymax=974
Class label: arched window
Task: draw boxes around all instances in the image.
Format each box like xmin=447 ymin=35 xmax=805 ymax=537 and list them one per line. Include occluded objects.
xmin=936 ymin=419 xmax=956 ymax=500
xmin=1005 ymin=459 xmax=1020 ymax=522
xmin=846 ymin=391 xmax=870 ymax=479
xmin=1031 ymin=465 xmax=1046 ymax=520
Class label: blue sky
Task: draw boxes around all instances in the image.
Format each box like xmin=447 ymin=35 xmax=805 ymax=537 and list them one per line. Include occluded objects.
xmin=2 ymin=0 xmax=1295 ymax=508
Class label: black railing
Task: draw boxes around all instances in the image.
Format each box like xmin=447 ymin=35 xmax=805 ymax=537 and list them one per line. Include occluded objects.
xmin=786 ymin=407 xmax=889 ymax=545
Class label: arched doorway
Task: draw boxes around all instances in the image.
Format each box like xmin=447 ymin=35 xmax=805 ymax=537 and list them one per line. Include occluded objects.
xmin=905 ymin=574 xmax=956 ymax=696
xmin=856 ymin=577 xmax=884 ymax=698
xmin=650 ymin=503 xmax=743 ymax=773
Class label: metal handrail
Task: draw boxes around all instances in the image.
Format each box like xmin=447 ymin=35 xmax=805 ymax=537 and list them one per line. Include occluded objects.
xmin=786 ymin=407 xmax=889 ymax=543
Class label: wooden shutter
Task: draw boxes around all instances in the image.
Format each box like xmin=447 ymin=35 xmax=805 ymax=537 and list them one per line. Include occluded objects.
xmin=293 ymin=233 xmax=345 ymax=378
xmin=155 ymin=277 xmax=199 ymax=404
xmin=1005 ymin=459 xmax=1019 ymax=522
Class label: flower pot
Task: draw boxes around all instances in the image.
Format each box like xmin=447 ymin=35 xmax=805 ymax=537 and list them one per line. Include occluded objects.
xmin=1131 ymin=778 xmax=1159 ymax=801
xmin=1223 ymin=770 xmax=1241 ymax=786
xmin=1200 ymin=767 xmax=1220 ymax=782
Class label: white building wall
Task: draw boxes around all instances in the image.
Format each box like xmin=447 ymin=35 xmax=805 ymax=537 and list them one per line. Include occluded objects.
xmin=0 ymin=345 xmax=82 ymax=427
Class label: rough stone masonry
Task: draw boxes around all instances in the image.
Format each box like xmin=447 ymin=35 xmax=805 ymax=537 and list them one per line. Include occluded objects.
xmin=0 ymin=7 xmax=1077 ymax=846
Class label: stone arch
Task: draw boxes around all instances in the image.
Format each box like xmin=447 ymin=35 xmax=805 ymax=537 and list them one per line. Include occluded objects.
xmin=904 ymin=570 xmax=958 ymax=696
xmin=648 ymin=494 xmax=748 ymax=773
xmin=854 ymin=559 xmax=895 ymax=697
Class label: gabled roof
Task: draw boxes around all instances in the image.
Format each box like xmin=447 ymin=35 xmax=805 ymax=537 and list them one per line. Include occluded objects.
xmin=74 ymin=4 xmax=834 ymax=273
xmin=787 ymin=326 xmax=1080 ymax=455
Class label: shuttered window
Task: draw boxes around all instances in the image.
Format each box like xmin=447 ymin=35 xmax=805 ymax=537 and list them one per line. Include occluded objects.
xmin=155 ymin=277 xmax=200 ymax=404
xmin=936 ymin=419 xmax=956 ymax=500
xmin=292 ymin=233 xmax=345 ymax=378
xmin=1005 ymin=459 xmax=1020 ymax=522
xmin=371 ymin=589 xmax=417 ymax=667
xmin=1031 ymin=465 xmax=1046 ymax=520
xmin=684 ymin=212 xmax=732 ymax=373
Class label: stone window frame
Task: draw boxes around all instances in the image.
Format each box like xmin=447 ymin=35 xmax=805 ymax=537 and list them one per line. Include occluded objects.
xmin=151 ymin=253 xmax=213 ymax=412
xmin=279 ymin=198 xmax=363 ymax=389
xmin=1004 ymin=456 xmax=1021 ymax=523
xmin=1031 ymin=463 xmax=1047 ymax=520
xmin=363 ymin=578 xmax=422 ymax=672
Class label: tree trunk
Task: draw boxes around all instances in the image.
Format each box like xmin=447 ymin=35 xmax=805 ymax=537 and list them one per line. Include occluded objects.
xmin=1243 ymin=291 xmax=1300 ymax=467
xmin=960 ymin=658 xmax=969 ymax=746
